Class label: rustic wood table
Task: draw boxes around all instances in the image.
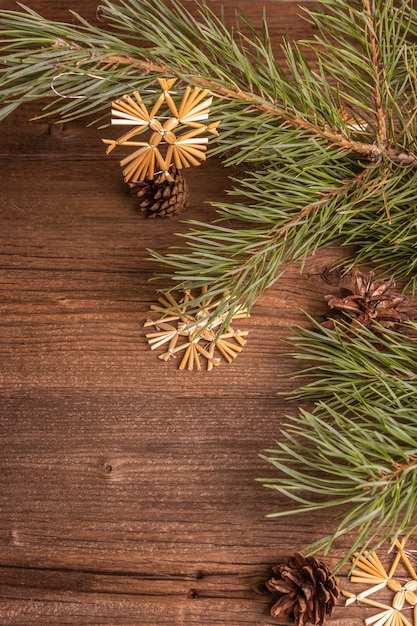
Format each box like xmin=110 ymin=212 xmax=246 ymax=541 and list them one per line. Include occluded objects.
xmin=0 ymin=1 xmax=407 ymax=624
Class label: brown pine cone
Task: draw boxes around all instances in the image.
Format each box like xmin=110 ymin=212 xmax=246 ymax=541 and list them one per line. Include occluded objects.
xmin=128 ymin=166 xmax=190 ymax=218
xmin=266 ymin=553 xmax=339 ymax=626
xmin=324 ymin=270 xmax=407 ymax=329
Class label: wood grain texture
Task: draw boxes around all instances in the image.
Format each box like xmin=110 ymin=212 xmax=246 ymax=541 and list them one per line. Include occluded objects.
xmin=0 ymin=0 xmax=401 ymax=624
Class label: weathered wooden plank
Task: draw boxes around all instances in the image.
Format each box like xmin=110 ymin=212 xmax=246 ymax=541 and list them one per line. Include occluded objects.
xmin=0 ymin=594 xmax=360 ymax=626
xmin=0 ymin=564 xmax=360 ymax=626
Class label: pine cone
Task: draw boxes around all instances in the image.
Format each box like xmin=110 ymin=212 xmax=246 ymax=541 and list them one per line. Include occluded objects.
xmin=266 ymin=553 xmax=339 ymax=626
xmin=324 ymin=270 xmax=406 ymax=329
xmin=128 ymin=166 xmax=190 ymax=218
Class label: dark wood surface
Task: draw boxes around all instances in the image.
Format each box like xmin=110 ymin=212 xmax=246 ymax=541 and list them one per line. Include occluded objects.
xmin=0 ymin=1 xmax=405 ymax=624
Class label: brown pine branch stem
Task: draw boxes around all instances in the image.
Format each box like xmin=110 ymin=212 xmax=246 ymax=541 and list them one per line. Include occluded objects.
xmin=375 ymin=455 xmax=417 ymax=491
xmin=93 ymin=52 xmax=417 ymax=165
xmin=94 ymin=52 xmax=378 ymax=150
xmin=50 ymin=40 xmax=417 ymax=166
xmin=364 ymin=0 xmax=387 ymax=145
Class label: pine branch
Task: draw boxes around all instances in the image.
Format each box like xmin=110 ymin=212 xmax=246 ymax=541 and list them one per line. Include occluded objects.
xmin=260 ymin=319 xmax=417 ymax=571
xmin=2 ymin=0 xmax=417 ymax=325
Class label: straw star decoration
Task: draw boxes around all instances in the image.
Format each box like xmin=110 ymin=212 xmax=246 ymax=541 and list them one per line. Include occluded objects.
xmin=342 ymin=539 xmax=417 ymax=626
xmin=144 ymin=287 xmax=249 ymax=370
xmin=102 ymin=78 xmax=219 ymax=183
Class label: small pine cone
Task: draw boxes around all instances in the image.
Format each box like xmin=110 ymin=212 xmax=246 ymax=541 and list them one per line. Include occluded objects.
xmin=323 ymin=270 xmax=407 ymax=329
xmin=128 ymin=166 xmax=190 ymax=218
xmin=266 ymin=553 xmax=339 ymax=626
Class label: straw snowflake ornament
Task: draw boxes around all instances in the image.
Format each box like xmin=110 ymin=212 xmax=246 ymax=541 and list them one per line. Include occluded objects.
xmin=343 ymin=539 xmax=417 ymax=626
xmin=144 ymin=286 xmax=249 ymax=370
xmin=102 ymin=78 xmax=219 ymax=183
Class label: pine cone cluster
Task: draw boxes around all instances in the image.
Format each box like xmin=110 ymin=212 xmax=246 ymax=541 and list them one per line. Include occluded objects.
xmin=266 ymin=553 xmax=339 ymax=626
xmin=129 ymin=166 xmax=190 ymax=217
xmin=324 ymin=270 xmax=406 ymax=329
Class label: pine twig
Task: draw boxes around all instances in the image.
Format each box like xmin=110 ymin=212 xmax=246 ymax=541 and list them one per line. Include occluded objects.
xmin=59 ymin=46 xmax=417 ymax=166
xmin=260 ymin=318 xmax=417 ymax=571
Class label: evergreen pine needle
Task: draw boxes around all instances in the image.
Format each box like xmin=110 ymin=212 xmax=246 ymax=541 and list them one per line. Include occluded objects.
xmin=260 ymin=319 xmax=417 ymax=570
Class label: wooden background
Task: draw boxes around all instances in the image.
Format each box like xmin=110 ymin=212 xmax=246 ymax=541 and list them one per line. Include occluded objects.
xmin=0 ymin=1 xmax=411 ymax=624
